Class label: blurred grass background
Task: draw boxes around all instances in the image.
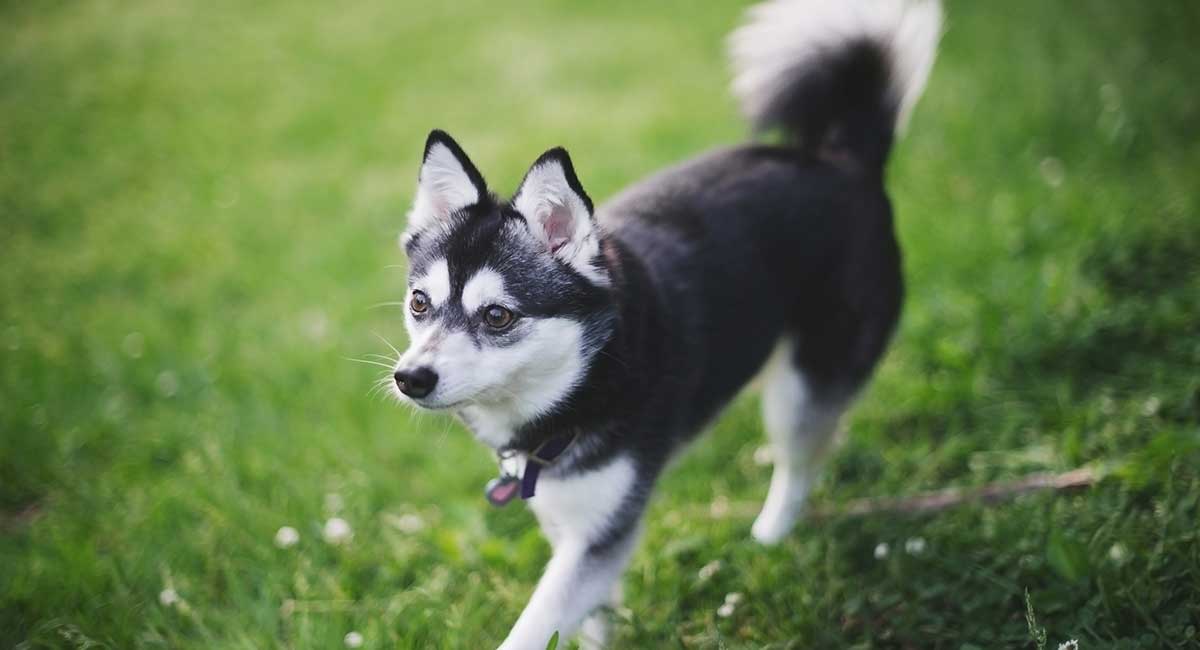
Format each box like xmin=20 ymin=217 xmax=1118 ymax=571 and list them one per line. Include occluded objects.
xmin=2 ymin=0 xmax=1199 ymax=647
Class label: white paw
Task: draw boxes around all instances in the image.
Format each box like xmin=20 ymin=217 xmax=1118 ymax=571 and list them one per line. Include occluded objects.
xmin=751 ymin=507 xmax=795 ymax=545
xmin=752 ymin=469 xmax=811 ymax=545
xmin=578 ymin=619 xmax=609 ymax=650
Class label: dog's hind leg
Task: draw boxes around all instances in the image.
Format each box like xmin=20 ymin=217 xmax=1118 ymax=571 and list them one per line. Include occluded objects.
xmin=751 ymin=337 xmax=846 ymax=545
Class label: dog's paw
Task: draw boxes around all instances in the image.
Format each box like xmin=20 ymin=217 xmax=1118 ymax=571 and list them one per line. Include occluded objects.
xmin=751 ymin=499 xmax=801 ymax=545
xmin=753 ymin=465 xmax=816 ymax=545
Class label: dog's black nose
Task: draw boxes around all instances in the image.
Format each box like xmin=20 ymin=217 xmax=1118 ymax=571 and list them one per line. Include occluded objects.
xmin=394 ymin=367 xmax=438 ymax=399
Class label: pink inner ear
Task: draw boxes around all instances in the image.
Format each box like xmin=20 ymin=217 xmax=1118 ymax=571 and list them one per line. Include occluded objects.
xmin=429 ymin=195 xmax=451 ymax=219
xmin=543 ymin=205 xmax=574 ymax=253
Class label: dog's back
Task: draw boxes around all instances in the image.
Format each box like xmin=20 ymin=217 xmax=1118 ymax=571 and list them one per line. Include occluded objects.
xmin=598 ymin=0 xmax=941 ymax=446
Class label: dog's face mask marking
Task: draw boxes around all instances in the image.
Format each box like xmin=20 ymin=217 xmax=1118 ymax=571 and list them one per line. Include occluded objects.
xmin=391 ymin=131 xmax=615 ymax=437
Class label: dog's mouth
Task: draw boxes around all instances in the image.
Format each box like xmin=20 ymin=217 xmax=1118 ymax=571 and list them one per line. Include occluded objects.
xmin=394 ymin=388 xmax=468 ymax=412
xmin=413 ymin=398 xmax=467 ymax=411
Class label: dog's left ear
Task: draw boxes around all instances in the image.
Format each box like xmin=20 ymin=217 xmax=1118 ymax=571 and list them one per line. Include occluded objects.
xmin=513 ymin=148 xmax=603 ymax=279
xmin=404 ymin=130 xmax=488 ymax=243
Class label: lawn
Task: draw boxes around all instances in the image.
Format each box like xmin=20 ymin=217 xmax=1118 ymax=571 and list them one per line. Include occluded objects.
xmin=2 ymin=0 xmax=1198 ymax=648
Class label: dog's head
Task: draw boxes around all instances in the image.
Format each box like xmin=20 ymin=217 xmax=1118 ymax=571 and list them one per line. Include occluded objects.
xmin=388 ymin=130 xmax=615 ymax=440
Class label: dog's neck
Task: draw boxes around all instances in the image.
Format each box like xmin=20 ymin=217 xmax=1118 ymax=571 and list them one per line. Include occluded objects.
xmin=456 ymin=316 xmax=624 ymax=454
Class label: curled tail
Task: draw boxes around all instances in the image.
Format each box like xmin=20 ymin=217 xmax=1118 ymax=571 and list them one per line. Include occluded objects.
xmin=729 ymin=0 xmax=942 ymax=171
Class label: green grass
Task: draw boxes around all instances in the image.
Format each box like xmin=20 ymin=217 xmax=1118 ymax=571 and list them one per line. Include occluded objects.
xmin=2 ymin=1 xmax=1198 ymax=647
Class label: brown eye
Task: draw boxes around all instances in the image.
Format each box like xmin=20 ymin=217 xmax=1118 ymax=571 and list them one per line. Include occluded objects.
xmin=483 ymin=305 xmax=515 ymax=329
xmin=409 ymin=290 xmax=430 ymax=314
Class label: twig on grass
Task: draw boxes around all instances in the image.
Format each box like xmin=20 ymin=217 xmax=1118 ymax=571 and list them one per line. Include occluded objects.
xmin=0 ymin=501 xmax=42 ymax=532
xmin=700 ymin=466 xmax=1104 ymax=520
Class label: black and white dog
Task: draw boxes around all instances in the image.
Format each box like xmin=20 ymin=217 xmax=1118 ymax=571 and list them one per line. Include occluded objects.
xmin=387 ymin=0 xmax=941 ymax=647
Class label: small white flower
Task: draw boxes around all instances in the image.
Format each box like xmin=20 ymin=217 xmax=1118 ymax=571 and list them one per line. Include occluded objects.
xmin=384 ymin=512 xmax=426 ymax=534
xmin=904 ymin=537 xmax=927 ymax=555
xmin=301 ymin=309 xmax=330 ymax=342
xmin=753 ymin=446 xmax=773 ymax=466
xmin=274 ymin=526 xmax=300 ymax=549
xmin=1058 ymin=639 xmax=1079 ymax=650
xmin=717 ymin=592 xmax=743 ymax=618
xmin=1142 ymin=396 xmax=1161 ymax=417
xmin=709 ymin=495 xmax=730 ymax=518
xmin=1108 ymin=543 xmax=1128 ymax=564
xmin=698 ymin=560 xmax=722 ymax=581
xmin=344 ymin=631 xmax=364 ymax=648
xmin=1100 ymin=83 xmax=1121 ymax=112
xmin=874 ymin=542 xmax=890 ymax=560
xmin=156 ymin=371 xmax=179 ymax=398
xmin=122 ymin=332 xmax=145 ymax=358
xmin=159 ymin=588 xmax=180 ymax=607
xmin=395 ymin=513 xmax=424 ymax=534
xmin=323 ymin=517 xmax=353 ymax=545
xmin=1039 ymin=157 xmax=1065 ymax=188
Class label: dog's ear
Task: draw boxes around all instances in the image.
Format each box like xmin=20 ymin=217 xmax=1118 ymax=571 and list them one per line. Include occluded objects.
xmin=405 ymin=130 xmax=487 ymax=240
xmin=513 ymin=147 xmax=604 ymax=280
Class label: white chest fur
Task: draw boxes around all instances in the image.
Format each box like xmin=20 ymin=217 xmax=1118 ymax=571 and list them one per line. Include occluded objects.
xmin=528 ymin=454 xmax=635 ymax=548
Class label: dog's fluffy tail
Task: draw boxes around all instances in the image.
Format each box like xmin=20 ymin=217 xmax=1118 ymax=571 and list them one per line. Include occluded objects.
xmin=729 ymin=0 xmax=942 ymax=171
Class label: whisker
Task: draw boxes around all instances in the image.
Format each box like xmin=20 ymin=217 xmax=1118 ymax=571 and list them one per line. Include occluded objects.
xmin=435 ymin=416 xmax=454 ymax=450
xmin=369 ymin=302 xmax=407 ymax=310
xmin=344 ymin=356 xmax=394 ymax=370
xmin=595 ymin=349 xmax=631 ymax=372
xmin=372 ymin=332 xmax=403 ymax=359
xmin=367 ymin=374 xmax=395 ymax=399
xmin=368 ymin=374 xmax=392 ymax=392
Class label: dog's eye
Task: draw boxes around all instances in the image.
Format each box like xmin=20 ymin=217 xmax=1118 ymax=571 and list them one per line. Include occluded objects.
xmin=409 ymin=290 xmax=430 ymax=315
xmin=483 ymin=305 xmax=515 ymax=329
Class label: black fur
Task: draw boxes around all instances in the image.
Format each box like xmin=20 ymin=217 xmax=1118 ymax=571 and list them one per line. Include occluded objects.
xmin=519 ymin=57 xmax=906 ymax=552
xmin=747 ymin=40 xmax=899 ymax=171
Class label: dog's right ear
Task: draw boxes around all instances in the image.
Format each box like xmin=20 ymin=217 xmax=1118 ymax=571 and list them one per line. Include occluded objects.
xmin=512 ymin=147 xmax=608 ymax=284
xmin=403 ymin=130 xmax=488 ymax=244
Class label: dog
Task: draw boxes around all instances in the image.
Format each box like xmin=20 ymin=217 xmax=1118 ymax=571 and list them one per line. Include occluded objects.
xmin=386 ymin=0 xmax=941 ymax=647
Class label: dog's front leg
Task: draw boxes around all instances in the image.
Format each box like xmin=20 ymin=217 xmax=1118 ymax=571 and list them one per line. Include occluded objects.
xmin=498 ymin=455 xmax=643 ymax=650
xmin=498 ymin=534 xmax=636 ymax=650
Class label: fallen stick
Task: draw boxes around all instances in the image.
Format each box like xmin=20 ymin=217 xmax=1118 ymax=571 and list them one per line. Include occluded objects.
xmin=703 ymin=466 xmax=1103 ymax=520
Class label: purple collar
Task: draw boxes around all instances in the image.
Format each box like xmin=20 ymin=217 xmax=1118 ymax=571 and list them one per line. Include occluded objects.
xmin=485 ymin=433 xmax=577 ymax=507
